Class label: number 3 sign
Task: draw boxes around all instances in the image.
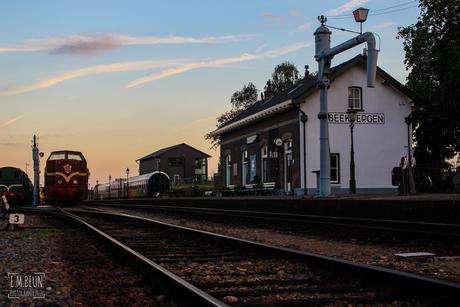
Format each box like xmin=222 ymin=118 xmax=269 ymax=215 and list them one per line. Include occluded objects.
xmin=9 ymin=214 xmax=24 ymax=224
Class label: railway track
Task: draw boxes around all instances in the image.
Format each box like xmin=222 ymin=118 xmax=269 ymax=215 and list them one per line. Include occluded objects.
xmin=18 ymin=207 xmax=460 ymax=306
xmin=83 ymin=203 xmax=460 ymax=239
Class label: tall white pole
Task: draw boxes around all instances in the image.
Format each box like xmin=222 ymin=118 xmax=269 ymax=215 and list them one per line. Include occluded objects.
xmin=32 ymin=135 xmax=39 ymax=206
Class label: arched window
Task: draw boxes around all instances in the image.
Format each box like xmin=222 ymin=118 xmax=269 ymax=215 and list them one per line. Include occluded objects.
xmin=261 ymin=146 xmax=268 ymax=183
xmin=225 ymin=155 xmax=231 ymax=187
xmin=242 ymin=151 xmax=248 ymax=186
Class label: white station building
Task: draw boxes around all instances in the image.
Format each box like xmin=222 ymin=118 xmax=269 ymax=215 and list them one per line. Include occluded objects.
xmin=210 ymin=54 xmax=418 ymax=195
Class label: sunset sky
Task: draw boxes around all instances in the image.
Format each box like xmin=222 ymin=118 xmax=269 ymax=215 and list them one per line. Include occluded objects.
xmin=1 ymin=0 xmax=420 ymax=188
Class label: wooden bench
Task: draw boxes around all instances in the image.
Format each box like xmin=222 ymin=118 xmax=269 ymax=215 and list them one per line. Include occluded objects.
xmin=222 ymin=185 xmax=236 ymax=197
xmin=240 ymin=184 xmax=255 ymax=196
xmin=255 ymin=182 xmax=275 ymax=195
xmin=263 ymin=182 xmax=276 ymax=195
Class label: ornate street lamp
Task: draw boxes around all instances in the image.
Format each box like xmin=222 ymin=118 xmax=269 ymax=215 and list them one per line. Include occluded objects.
xmin=353 ymin=7 xmax=369 ymax=34
xmin=126 ymin=168 xmax=130 ymax=198
xmin=347 ymin=105 xmax=358 ymax=193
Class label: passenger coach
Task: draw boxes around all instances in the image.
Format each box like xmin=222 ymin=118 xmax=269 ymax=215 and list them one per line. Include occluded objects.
xmin=95 ymin=171 xmax=170 ymax=199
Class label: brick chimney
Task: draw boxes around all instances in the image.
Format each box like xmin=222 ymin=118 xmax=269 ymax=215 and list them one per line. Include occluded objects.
xmin=303 ymin=65 xmax=310 ymax=79
xmin=264 ymin=80 xmax=275 ymax=100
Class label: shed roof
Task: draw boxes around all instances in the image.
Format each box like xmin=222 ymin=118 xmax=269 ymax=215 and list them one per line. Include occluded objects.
xmin=137 ymin=143 xmax=211 ymax=161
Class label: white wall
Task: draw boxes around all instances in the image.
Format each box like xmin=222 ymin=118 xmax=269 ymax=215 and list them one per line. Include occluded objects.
xmin=300 ymin=65 xmax=412 ymax=192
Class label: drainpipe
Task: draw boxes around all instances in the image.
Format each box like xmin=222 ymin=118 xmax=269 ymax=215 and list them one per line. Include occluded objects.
xmin=293 ymin=104 xmax=308 ymax=195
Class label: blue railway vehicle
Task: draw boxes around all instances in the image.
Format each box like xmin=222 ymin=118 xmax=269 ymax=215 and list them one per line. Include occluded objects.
xmin=0 ymin=167 xmax=33 ymax=205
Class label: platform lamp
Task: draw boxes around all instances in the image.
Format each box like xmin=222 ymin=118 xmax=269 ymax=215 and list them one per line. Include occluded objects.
xmin=353 ymin=7 xmax=369 ymax=34
xmin=96 ymin=180 xmax=99 ymax=199
xmin=126 ymin=168 xmax=130 ymax=198
xmin=347 ymin=105 xmax=358 ymax=194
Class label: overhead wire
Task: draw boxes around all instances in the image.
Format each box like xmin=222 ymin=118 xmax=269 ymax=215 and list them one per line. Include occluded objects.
xmin=325 ymin=1 xmax=419 ymax=19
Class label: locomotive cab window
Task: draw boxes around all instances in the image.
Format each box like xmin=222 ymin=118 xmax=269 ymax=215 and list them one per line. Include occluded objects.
xmin=49 ymin=152 xmax=66 ymax=160
xmin=68 ymin=153 xmax=85 ymax=161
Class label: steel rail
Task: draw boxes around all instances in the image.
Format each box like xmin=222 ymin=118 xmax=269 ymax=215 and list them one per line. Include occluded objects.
xmin=19 ymin=207 xmax=460 ymax=304
xmin=15 ymin=207 xmax=228 ymax=307
xmin=75 ymin=208 xmax=460 ymax=303
xmin=83 ymin=203 xmax=460 ymax=238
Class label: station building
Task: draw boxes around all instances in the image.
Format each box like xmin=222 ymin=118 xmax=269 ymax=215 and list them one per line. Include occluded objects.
xmin=209 ymin=54 xmax=419 ymax=195
xmin=137 ymin=143 xmax=211 ymax=183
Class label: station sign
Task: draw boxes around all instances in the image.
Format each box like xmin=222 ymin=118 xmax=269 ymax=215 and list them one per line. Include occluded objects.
xmin=328 ymin=112 xmax=385 ymax=124
xmin=246 ymin=134 xmax=259 ymax=144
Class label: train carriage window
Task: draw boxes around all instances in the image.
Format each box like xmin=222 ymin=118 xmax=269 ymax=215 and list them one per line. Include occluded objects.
xmin=68 ymin=153 xmax=84 ymax=161
xmin=0 ymin=171 xmax=2 ymax=179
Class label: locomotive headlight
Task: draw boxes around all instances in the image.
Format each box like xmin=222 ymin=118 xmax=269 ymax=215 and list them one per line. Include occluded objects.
xmin=73 ymin=180 xmax=78 ymax=185
xmin=58 ymin=180 xmax=63 ymax=184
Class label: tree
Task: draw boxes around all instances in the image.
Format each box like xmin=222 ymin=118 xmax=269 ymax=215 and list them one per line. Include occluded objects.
xmin=205 ymin=82 xmax=259 ymax=150
xmin=270 ymin=61 xmax=302 ymax=93
xmin=397 ymin=0 xmax=460 ymax=161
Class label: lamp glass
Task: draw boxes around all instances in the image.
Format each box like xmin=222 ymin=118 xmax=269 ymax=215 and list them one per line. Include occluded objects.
xmin=347 ymin=109 xmax=357 ymax=123
xmin=353 ymin=8 xmax=369 ymax=23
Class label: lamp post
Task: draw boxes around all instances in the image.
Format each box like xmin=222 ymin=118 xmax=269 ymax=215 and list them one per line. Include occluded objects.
xmin=353 ymin=7 xmax=369 ymax=34
xmin=347 ymin=105 xmax=357 ymax=194
xmin=109 ymin=175 xmax=111 ymax=199
xmin=96 ymin=180 xmax=99 ymax=200
xmin=126 ymin=168 xmax=130 ymax=198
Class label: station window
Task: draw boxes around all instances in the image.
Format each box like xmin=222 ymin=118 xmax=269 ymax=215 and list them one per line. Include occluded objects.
xmin=261 ymin=146 xmax=268 ymax=183
xmin=330 ymin=154 xmax=340 ymax=184
xmin=348 ymin=87 xmax=362 ymax=110
xmin=169 ymin=157 xmax=185 ymax=165
xmin=195 ymin=158 xmax=206 ymax=176
xmin=242 ymin=151 xmax=248 ymax=186
xmin=225 ymin=155 xmax=231 ymax=187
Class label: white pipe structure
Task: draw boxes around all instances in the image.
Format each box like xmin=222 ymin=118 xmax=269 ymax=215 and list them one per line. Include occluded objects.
xmin=314 ymin=23 xmax=378 ymax=197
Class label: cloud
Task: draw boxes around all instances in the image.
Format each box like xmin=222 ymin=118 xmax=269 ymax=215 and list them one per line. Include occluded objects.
xmin=173 ymin=115 xmax=219 ymax=131
xmin=0 ymin=42 xmax=313 ymax=95
xmin=1 ymin=114 xmax=27 ymax=127
xmin=290 ymin=11 xmax=301 ymax=18
xmin=261 ymin=14 xmax=285 ymax=22
xmin=0 ymin=60 xmax=191 ymax=96
xmin=326 ymin=0 xmax=370 ymax=16
xmin=297 ymin=20 xmax=316 ymax=31
xmin=125 ymin=41 xmax=313 ymax=88
xmin=373 ymin=22 xmax=397 ymax=29
xmin=0 ymin=33 xmax=255 ymax=56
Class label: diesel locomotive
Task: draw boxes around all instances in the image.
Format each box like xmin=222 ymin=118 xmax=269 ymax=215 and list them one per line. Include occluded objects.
xmin=0 ymin=166 xmax=33 ymax=205
xmin=44 ymin=150 xmax=89 ymax=205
